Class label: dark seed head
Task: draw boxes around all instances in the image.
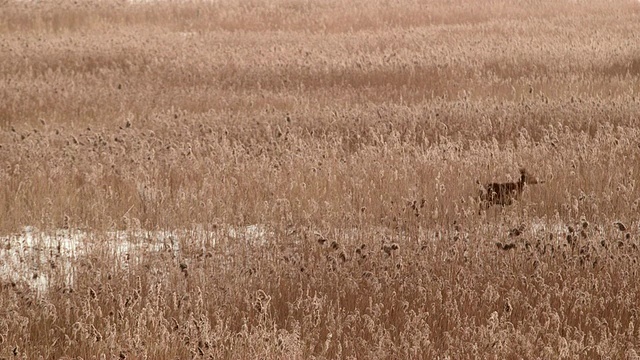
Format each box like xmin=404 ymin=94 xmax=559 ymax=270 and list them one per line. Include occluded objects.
xmin=566 ymin=234 xmax=574 ymax=245
xmin=339 ymin=252 xmax=347 ymax=262
xmin=496 ymin=242 xmax=516 ymax=251
xmin=614 ymin=221 xmax=627 ymax=232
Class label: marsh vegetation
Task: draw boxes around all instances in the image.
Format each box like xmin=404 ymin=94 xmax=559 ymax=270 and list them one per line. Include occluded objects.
xmin=1 ymin=0 xmax=640 ymax=358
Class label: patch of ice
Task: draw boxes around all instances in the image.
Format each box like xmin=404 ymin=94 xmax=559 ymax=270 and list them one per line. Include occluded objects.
xmin=0 ymin=225 xmax=272 ymax=293
xmin=226 ymin=224 xmax=272 ymax=245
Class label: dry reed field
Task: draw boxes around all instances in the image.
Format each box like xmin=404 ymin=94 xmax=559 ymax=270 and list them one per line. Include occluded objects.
xmin=2 ymin=0 xmax=640 ymax=358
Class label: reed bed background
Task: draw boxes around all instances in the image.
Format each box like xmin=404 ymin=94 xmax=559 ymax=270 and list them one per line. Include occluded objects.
xmin=1 ymin=0 xmax=640 ymax=358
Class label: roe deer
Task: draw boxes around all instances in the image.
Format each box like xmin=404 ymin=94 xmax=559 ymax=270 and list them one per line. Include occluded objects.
xmin=479 ymin=168 xmax=541 ymax=209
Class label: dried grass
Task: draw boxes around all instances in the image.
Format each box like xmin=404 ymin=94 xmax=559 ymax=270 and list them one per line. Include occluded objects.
xmin=2 ymin=0 xmax=640 ymax=358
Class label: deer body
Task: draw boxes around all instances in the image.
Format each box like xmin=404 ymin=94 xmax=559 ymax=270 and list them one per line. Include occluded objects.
xmin=479 ymin=168 xmax=539 ymax=208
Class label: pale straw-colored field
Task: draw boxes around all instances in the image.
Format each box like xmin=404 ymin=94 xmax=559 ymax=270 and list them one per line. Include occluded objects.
xmin=1 ymin=0 xmax=640 ymax=358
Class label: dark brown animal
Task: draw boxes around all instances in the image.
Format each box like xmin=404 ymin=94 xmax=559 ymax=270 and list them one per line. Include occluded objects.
xmin=479 ymin=168 xmax=540 ymax=209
